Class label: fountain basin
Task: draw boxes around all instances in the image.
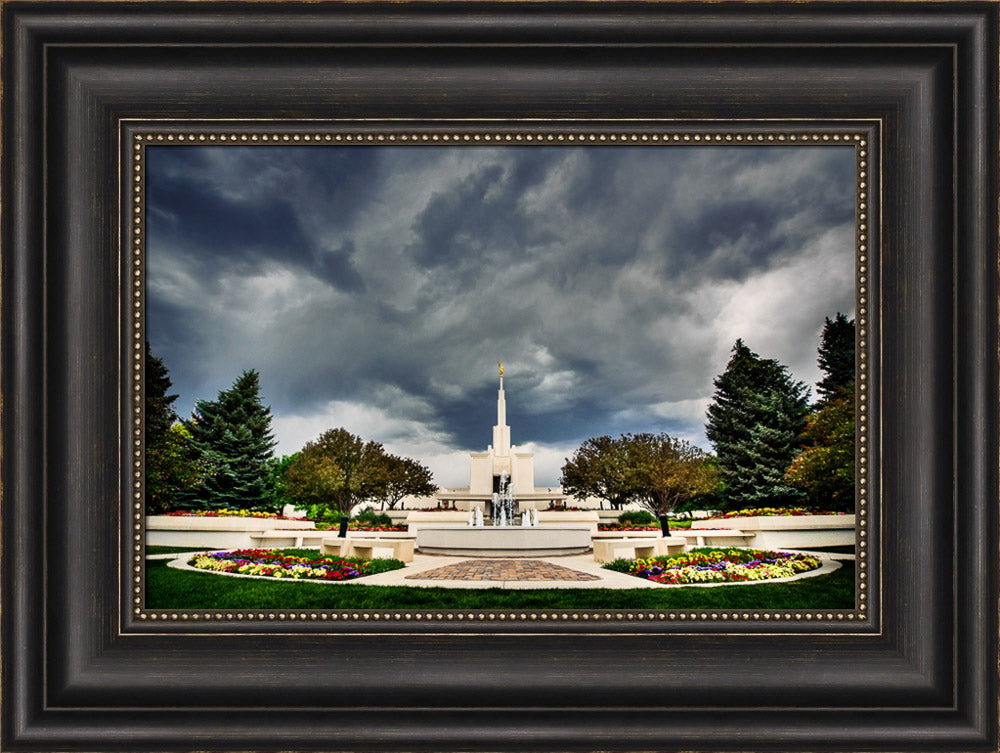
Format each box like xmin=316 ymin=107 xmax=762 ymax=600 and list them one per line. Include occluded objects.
xmin=415 ymin=525 xmax=593 ymax=556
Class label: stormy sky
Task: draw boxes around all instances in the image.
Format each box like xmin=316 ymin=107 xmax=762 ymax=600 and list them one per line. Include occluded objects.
xmin=145 ymin=143 xmax=856 ymax=487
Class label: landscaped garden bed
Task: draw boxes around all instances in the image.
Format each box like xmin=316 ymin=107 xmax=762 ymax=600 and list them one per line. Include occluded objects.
xmin=705 ymin=507 xmax=850 ymax=520
xmin=603 ymin=548 xmax=823 ymax=584
xmin=311 ymin=521 xmax=408 ymax=531
xmin=146 ymin=558 xmax=854 ymax=610
xmin=187 ymin=548 xmax=405 ymax=581
xmin=598 ymin=520 xmax=693 ymax=531
xmin=165 ymin=509 xmax=291 ymax=519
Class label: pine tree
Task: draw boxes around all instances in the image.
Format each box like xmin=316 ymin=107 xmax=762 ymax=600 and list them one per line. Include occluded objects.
xmin=181 ymin=370 xmax=277 ymax=510
xmin=705 ymin=340 xmax=810 ymax=510
xmin=145 ymin=343 xmax=205 ymax=512
xmin=816 ymin=313 xmax=855 ymax=403
xmin=146 ymin=342 xmax=179 ymax=512
xmin=145 ymin=341 xmax=178 ymax=445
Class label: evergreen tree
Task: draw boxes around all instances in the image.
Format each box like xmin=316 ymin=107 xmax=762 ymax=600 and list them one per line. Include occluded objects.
xmin=145 ymin=341 xmax=178 ymax=444
xmin=181 ymin=370 xmax=277 ymax=510
xmin=145 ymin=343 xmax=205 ymax=512
xmin=816 ymin=313 xmax=855 ymax=404
xmin=705 ymin=340 xmax=810 ymax=510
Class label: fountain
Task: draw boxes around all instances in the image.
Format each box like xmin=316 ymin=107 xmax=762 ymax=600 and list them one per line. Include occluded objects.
xmin=419 ymin=470 xmax=593 ymax=555
xmin=490 ymin=470 xmax=518 ymax=525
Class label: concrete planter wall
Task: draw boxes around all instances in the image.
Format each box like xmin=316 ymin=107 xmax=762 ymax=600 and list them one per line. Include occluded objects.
xmin=596 ymin=510 xmax=626 ymax=524
xmin=404 ymin=511 xmax=471 ymax=532
xmin=535 ymin=510 xmax=600 ymax=533
xmin=691 ymin=514 xmax=856 ymax=549
xmin=146 ymin=515 xmax=315 ymax=548
xmin=591 ymin=529 xmax=661 ymax=540
xmin=415 ymin=525 xmax=593 ymax=556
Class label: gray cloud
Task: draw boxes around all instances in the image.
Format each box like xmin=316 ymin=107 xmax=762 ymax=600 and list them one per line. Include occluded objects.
xmin=146 ymin=144 xmax=855 ymax=486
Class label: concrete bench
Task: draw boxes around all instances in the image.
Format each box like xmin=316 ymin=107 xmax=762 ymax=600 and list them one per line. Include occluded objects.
xmin=674 ymin=529 xmax=750 ymax=547
xmin=319 ymin=538 xmax=352 ymax=557
xmin=593 ymin=536 xmax=686 ymax=563
xmin=250 ymin=530 xmax=331 ymax=548
xmin=321 ymin=537 xmax=414 ymax=563
xmin=350 ymin=538 xmax=415 ymax=563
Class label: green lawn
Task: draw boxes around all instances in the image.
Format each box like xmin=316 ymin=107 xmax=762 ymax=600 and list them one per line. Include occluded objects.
xmin=146 ymin=559 xmax=854 ymax=610
xmin=806 ymin=544 xmax=856 ymax=554
xmin=146 ymin=545 xmax=216 ymax=555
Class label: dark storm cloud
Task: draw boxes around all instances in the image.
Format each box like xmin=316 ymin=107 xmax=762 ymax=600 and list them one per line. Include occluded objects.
xmin=146 ymin=143 xmax=856 ymax=485
xmin=146 ymin=146 xmax=372 ymax=292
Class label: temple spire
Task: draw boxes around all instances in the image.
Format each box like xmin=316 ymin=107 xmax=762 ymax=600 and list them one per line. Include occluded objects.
xmin=497 ymin=367 xmax=506 ymax=427
xmin=492 ymin=363 xmax=510 ymax=455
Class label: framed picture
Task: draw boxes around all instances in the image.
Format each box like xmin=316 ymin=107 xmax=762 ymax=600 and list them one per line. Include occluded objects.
xmin=139 ymin=130 xmax=862 ymax=611
xmin=3 ymin=3 xmax=996 ymax=752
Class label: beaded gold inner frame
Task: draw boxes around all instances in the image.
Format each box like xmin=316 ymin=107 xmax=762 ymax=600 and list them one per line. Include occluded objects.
xmin=126 ymin=121 xmax=877 ymax=631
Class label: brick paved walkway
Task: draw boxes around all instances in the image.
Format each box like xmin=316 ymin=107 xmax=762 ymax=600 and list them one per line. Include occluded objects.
xmin=404 ymin=558 xmax=602 ymax=582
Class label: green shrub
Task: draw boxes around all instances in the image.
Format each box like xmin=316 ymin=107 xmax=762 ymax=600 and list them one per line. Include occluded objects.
xmin=360 ymin=558 xmax=407 ymax=575
xmin=353 ymin=507 xmax=392 ymax=528
xmin=617 ymin=510 xmax=657 ymax=526
xmin=602 ymin=558 xmax=638 ymax=573
xmin=306 ymin=503 xmax=346 ymax=524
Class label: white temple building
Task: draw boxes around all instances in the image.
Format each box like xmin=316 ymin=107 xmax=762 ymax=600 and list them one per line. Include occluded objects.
xmin=435 ymin=366 xmax=567 ymax=512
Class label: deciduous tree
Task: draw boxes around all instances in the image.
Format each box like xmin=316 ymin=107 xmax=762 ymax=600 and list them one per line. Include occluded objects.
xmin=786 ymin=394 xmax=855 ymax=511
xmin=285 ymin=450 xmax=347 ymax=513
xmin=283 ymin=428 xmax=426 ymax=514
xmin=561 ymin=432 xmax=721 ymax=514
xmin=560 ymin=435 xmax=636 ymax=510
xmin=264 ymin=453 xmax=300 ymax=512
xmin=369 ymin=454 xmax=437 ymax=510
xmin=624 ymin=433 xmax=722 ymax=516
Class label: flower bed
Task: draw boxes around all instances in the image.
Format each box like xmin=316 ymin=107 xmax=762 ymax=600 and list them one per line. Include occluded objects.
xmin=312 ymin=522 xmax=408 ymax=531
xmin=598 ymin=520 xmax=693 ymax=531
xmin=348 ymin=524 xmax=407 ymax=531
xmin=706 ymin=507 xmax=850 ymax=520
xmin=603 ymin=548 xmax=822 ymax=585
xmin=701 ymin=507 xmax=854 ymax=520
xmin=165 ymin=509 xmax=289 ymax=519
xmin=187 ymin=548 xmax=405 ymax=581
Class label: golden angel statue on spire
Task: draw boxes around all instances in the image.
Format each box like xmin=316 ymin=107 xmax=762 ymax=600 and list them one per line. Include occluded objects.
xmin=497 ymin=361 xmax=504 ymax=377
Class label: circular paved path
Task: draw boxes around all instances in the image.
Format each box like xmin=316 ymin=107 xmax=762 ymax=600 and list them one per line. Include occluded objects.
xmin=404 ymin=558 xmax=602 ymax=582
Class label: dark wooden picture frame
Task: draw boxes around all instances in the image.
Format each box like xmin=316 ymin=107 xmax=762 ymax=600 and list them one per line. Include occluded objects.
xmin=3 ymin=2 xmax=997 ymax=751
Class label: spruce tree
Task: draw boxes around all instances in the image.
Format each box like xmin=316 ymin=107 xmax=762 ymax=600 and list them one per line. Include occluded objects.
xmin=145 ymin=341 xmax=178 ymax=445
xmin=705 ymin=340 xmax=809 ymax=510
xmin=816 ymin=313 xmax=856 ymax=403
xmin=145 ymin=342 xmax=181 ymax=512
xmin=182 ymin=370 xmax=277 ymax=510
